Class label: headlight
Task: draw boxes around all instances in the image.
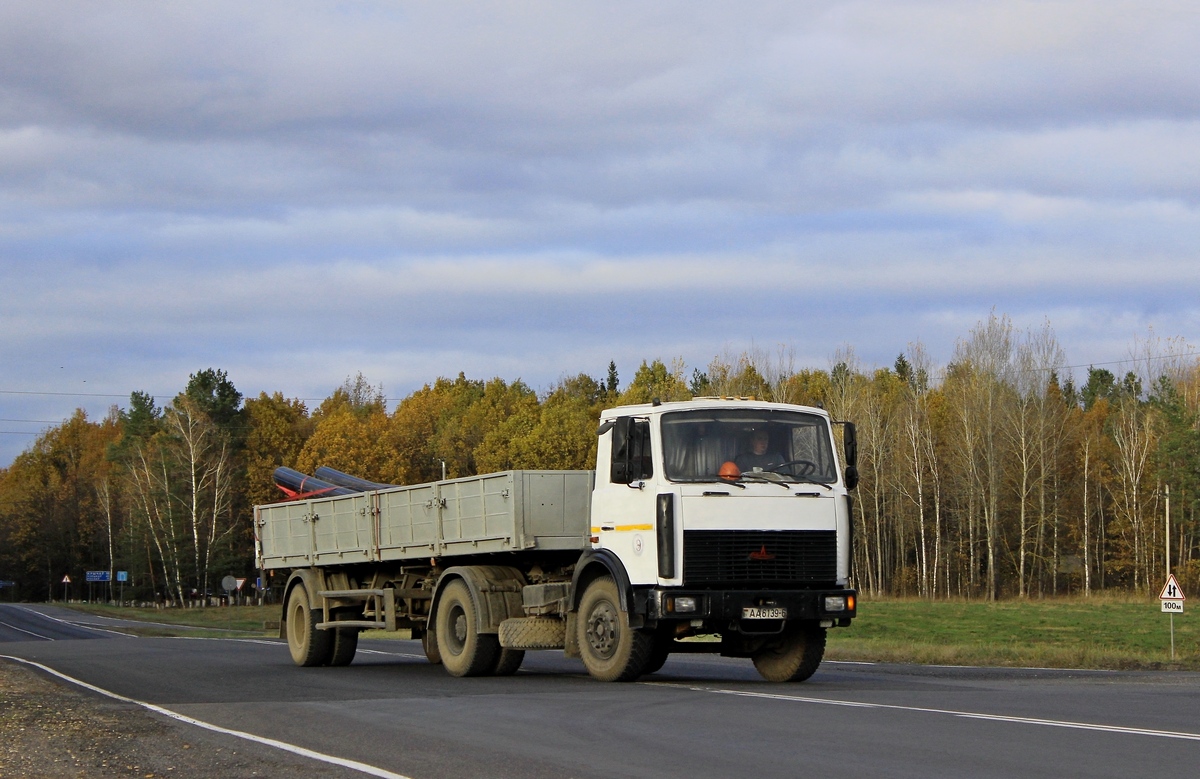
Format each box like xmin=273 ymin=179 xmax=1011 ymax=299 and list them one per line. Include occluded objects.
xmin=823 ymin=595 xmax=846 ymax=612
xmin=670 ymin=596 xmax=698 ymax=613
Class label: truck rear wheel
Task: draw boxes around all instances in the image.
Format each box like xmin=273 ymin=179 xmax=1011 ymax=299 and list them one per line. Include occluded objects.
xmin=422 ymin=628 xmax=442 ymax=665
xmin=286 ymin=582 xmax=333 ymax=667
xmin=577 ymin=576 xmax=653 ymax=682
xmin=328 ymin=610 xmax=360 ymax=667
xmin=752 ymin=623 xmax=826 ymax=682
xmin=492 ymin=648 xmax=525 ymax=676
xmin=436 ymin=579 xmax=500 ymax=677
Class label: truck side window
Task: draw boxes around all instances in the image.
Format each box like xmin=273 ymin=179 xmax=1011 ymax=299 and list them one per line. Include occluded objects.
xmin=610 ymin=418 xmax=653 ymax=483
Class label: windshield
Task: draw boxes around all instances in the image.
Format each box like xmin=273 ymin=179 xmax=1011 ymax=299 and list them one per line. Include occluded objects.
xmin=661 ymin=408 xmax=838 ymax=485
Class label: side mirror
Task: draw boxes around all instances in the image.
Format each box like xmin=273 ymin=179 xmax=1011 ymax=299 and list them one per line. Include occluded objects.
xmin=835 ymin=421 xmax=858 ymax=490
xmin=842 ymin=421 xmax=858 ymax=469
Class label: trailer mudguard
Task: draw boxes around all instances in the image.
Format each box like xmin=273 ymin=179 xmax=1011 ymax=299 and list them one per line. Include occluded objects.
xmin=279 ymin=567 xmax=328 ymax=639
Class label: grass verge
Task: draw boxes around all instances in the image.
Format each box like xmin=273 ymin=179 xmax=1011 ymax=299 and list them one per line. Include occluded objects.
xmin=827 ymin=594 xmax=1198 ymax=671
xmin=60 ymin=602 xmax=279 ymax=638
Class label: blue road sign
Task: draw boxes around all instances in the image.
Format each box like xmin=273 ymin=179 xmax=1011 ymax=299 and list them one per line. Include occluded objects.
xmin=85 ymin=570 xmax=111 ymax=582
xmin=117 ymin=571 xmax=128 ymax=582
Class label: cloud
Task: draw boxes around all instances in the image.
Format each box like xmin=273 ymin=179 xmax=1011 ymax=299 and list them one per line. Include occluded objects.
xmin=1 ymin=1 xmax=1199 ymax=465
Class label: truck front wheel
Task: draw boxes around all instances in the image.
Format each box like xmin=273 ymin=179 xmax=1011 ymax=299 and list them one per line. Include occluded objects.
xmin=286 ymin=582 xmax=333 ymax=667
xmin=577 ymin=576 xmax=653 ymax=682
xmin=435 ymin=579 xmax=500 ymax=677
xmin=752 ymin=622 xmax=826 ymax=682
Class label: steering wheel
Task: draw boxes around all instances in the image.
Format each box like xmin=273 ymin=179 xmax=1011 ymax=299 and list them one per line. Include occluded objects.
xmin=769 ymin=459 xmax=817 ymax=476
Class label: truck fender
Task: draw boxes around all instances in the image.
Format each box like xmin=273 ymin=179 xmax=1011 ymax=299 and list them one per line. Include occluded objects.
xmin=430 ymin=565 xmax=526 ymax=635
xmin=279 ymin=568 xmax=328 ymax=639
xmin=569 ymin=549 xmax=635 ymax=614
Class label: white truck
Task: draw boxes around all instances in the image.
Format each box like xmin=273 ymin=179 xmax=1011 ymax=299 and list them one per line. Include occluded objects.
xmin=256 ymin=398 xmax=859 ymax=682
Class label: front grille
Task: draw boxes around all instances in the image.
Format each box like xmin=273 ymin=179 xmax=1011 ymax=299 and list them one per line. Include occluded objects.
xmin=682 ymin=530 xmax=837 ymax=587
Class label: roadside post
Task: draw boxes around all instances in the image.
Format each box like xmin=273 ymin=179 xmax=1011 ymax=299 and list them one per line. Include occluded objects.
xmin=1158 ymin=574 xmax=1185 ymax=661
xmin=117 ymin=570 xmax=128 ymax=605
xmin=61 ymin=574 xmax=70 ymax=602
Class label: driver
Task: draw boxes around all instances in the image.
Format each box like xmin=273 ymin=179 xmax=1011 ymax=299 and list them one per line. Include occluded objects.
xmin=734 ymin=429 xmax=784 ymax=472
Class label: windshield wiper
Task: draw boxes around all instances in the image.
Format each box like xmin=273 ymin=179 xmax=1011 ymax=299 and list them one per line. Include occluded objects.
xmin=786 ymin=476 xmax=833 ymax=489
xmin=737 ymin=472 xmax=791 ymax=489
xmin=682 ymin=477 xmax=746 ymax=489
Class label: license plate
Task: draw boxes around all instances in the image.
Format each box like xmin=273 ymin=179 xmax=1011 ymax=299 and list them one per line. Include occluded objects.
xmin=742 ymin=606 xmax=787 ymax=620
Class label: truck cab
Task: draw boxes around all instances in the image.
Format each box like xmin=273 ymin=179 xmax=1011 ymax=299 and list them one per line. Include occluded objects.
xmin=574 ymin=399 xmax=857 ymax=681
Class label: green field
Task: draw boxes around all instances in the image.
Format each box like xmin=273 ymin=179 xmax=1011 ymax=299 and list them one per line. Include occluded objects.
xmin=827 ymin=595 xmax=1197 ymax=670
xmin=60 ymin=595 xmax=1197 ymax=670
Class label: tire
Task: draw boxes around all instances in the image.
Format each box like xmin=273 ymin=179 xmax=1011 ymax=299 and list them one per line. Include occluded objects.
xmin=286 ymin=583 xmax=333 ymax=667
xmin=435 ymin=579 xmax=500 ymax=677
xmin=492 ymin=648 xmax=526 ymax=676
xmin=328 ymin=610 xmax=360 ymax=667
xmin=422 ymin=628 xmax=442 ymax=665
xmin=752 ymin=623 xmax=826 ymax=682
xmin=577 ymin=576 xmax=653 ymax=682
xmin=643 ymin=634 xmax=672 ymax=675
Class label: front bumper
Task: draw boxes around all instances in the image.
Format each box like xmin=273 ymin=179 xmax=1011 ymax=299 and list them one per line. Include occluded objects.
xmin=645 ymin=587 xmax=857 ymax=626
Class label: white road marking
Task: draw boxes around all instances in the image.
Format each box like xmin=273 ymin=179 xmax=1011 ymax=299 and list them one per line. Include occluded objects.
xmin=14 ymin=606 xmax=135 ymax=637
xmin=357 ymin=648 xmax=427 ymax=659
xmin=655 ymin=684 xmax=1200 ymax=742
xmin=0 ymin=655 xmax=416 ymax=779
xmin=0 ymin=620 xmax=55 ymax=640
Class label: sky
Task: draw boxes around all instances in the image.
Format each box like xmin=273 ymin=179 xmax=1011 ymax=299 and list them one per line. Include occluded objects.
xmin=2 ymin=1 xmax=1199 ymax=466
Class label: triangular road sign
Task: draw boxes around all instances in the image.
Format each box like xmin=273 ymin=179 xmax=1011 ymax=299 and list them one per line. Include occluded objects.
xmin=1159 ymin=574 xmax=1186 ymax=601
xmin=62 ymin=574 xmax=71 ymax=584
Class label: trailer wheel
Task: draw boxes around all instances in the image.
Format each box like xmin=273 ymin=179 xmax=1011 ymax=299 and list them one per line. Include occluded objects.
xmin=577 ymin=576 xmax=653 ymax=682
xmin=435 ymin=579 xmax=500 ymax=677
xmin=286 ymin=583 xmax=333 ymax=667
xmin=328 ymin=610 xmax=360 ymax=667
xmin=752 ymin=623 xmax=826 ymax=682
xmin=492 ymin=648 xmax=525 ymax=676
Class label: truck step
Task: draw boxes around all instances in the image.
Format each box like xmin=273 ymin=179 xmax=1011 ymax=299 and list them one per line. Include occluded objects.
xmin=319 ymin=588 xmax=386 ymax=600
xmin=316 ymin=619 xmax=387 ymax=631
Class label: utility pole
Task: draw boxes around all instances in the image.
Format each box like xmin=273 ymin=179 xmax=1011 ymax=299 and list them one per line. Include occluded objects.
xmin=1165 ymin=483 xmax=1171 ymax=575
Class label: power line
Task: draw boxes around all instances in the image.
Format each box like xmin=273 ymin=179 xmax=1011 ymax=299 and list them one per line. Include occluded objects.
xmin=0 ymin=389 xmax=329 ymax=402
xmin=0 ymin=389 xmax=144 ymax=399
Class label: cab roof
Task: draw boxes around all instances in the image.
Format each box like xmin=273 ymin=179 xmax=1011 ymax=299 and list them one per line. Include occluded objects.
xmin=599 ymin=397 xmax=830 ymax=420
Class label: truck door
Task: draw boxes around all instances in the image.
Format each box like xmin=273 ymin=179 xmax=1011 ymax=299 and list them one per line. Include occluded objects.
xmin=592 ymin=417 xmax=659 ymax=585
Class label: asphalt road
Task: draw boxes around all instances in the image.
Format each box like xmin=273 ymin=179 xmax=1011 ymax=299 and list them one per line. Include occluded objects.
xmin=3 ymin=603 xmax=1200 ymax=779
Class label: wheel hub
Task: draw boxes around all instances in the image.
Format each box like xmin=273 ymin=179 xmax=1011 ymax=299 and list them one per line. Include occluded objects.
xmin=453 ymin=611 xmax=468 ymax=644
xmin=585 ymin=601 xmax=619 ymax=659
